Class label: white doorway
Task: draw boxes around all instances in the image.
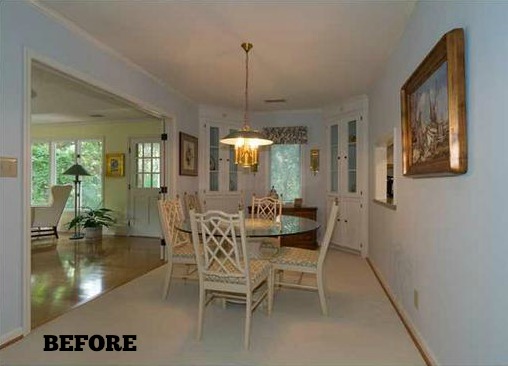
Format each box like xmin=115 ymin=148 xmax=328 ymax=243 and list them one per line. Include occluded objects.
xmin=128 ymin=137 xmax=164 ymax=237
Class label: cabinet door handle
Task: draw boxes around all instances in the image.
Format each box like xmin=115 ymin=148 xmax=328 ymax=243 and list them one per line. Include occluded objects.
xmin=344 ymin=219 xmax=348 ymax=223
xmin=226 ymin=158 xmax=230 ymax=162
xmin=219 ymin=158 xmax=223 ymax=161
xmin=337 ymin=219 xmax=341 ymax=222
xmin=344 ymin=155 xmax=347 ymax=159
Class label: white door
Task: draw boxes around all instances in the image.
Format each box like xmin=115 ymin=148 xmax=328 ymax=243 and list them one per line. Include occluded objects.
xmin=340 ymin=199 xmax=361 ymax=251
xmin=129 ymin=138 xmax=162 ymax=237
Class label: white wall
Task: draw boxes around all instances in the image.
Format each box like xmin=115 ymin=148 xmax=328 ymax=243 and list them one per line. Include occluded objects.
xmin=251 ymin=110 xmax=327 ymax=226
xmin=0 ymin=1 xmax=199 ymax=343
xmin=368 ymin=2 xmax=508 ymax=364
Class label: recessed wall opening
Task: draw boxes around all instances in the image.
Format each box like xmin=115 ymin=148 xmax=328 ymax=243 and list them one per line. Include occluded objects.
xmin=28 ymin=59 xmax=171 ymax=330
xmin=374 ymin=129 xmax=397 ymax=209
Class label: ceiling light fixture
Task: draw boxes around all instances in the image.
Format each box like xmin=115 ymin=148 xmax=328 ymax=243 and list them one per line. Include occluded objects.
xmin=220 ymin=42 xmax=273 ymax=168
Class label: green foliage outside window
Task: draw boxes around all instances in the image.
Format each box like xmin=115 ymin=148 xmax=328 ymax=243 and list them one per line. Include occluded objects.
xmin=270 ymin=144 xmax=301 ymax=203
xmin=31 ymin=139 xmax=103 ymax=208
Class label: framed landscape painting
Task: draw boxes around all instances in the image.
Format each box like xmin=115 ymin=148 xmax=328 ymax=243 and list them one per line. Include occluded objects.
xmin=179 ymin=132 xmax=198 ymax=176
xmin=401 ymin=28 xmax=467 ymax=177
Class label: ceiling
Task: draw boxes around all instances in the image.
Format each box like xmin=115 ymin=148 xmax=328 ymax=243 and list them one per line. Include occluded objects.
xmin=37 ymin=0 xmax=416 ymax=111
xmin=32 ymin=62 xmax=159 ymax=124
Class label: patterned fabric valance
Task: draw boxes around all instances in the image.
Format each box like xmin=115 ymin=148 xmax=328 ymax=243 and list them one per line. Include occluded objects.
xmin=261 ymin=126 xmax=308 ymax=144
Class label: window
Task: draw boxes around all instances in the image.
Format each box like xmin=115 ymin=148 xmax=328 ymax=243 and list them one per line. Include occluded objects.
xmin=31 ymin=139 xmax=103 ymax=208
xmin=270 ymin=144 xmax=301 ymax=203
xmin=135 ymin=142 xmax=161 ymax=188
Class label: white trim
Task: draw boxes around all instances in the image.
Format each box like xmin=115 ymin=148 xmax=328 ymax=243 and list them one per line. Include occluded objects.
xmin=28 ymin=51 xmax=172 ymax=121
xmin=23 ymin=49 xmax=32 ymax=336
xmin=23 ymin=48 xmax=175 ymax=337
xmin=29 ymin=0 xmax=194 ymax=106
xmin=368 ymin=259 xmax=437 ymax=366
xmin=0 ymin=327 xmax=23 ymax=347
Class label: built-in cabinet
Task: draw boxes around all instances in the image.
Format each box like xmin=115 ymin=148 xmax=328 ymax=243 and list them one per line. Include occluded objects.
xmin=326 ymin=107 xmax=368 ymax=256
xmin=199 ymin=118 xmax=244 ymax=212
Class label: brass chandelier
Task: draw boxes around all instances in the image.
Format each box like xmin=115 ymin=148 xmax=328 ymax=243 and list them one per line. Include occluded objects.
xmin=220 ymin=42 xmax=273 ymax=167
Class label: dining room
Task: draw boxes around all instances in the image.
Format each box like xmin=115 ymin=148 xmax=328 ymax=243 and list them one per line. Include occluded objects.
xmin=2 ymin=1 xmax=508 ymax=365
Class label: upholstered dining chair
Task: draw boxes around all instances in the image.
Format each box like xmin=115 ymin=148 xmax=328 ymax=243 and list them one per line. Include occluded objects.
xmin=31 ymin=185 xmax=72 ymax=239
xmin=270 ymin=199 xmax=339 ymax=315
xmin=251 ymin=194 xmax=282 ymax=222
xmin=189 ymin=209 xmax=273 ymax=349
xmin=183 ymin=191 xmax=203 ymax=219
xmin=251 ymin=194 xmax=283 ymax=249
xmin=158 ymin=197 xmax=197 ymax=299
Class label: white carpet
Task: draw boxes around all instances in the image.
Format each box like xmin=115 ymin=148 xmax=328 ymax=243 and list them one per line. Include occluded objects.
xmin=0 ymin=250 xmax=424 ymax=365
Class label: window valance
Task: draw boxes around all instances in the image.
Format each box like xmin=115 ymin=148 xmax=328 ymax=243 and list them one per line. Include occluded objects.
xmin=261 ymin=126 xmax=308 ymax=144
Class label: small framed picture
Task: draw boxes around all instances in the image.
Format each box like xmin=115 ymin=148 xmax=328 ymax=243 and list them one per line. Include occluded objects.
xmin=179 ymin=132 xmax=198 ymax=176
xmin=105 ymin=153 xmax=125 ymax=177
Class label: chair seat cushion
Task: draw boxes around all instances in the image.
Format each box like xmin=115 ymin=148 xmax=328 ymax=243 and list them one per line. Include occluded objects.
xmin=271 ymin=247 xmax=318 ymax=268
xmin=204 ymin=259 xmax=270 ymax=286
xmin=173 ymin=241 xmax=196 ymax=259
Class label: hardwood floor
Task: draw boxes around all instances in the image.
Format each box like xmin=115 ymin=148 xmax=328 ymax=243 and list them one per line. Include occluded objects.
xmin=31 ymin=234 xmax=164 ymax=329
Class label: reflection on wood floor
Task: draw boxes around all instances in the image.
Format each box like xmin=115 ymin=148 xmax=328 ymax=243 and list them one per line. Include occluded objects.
xmin=31 ymin=234 xmax=164 ymax=329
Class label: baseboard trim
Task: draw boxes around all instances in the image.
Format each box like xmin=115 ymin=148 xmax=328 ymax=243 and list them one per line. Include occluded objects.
xmin=366 ymin=258 xmax=436 ymax=366
xmin=0 ymin=328 xmax=24 ymax=350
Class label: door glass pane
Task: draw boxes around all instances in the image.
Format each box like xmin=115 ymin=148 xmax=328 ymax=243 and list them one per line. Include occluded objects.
xmin=80 ymin=140 xmax=103 ymax=208
xmin=152 ymin=143 xmax=160 ymax=157
xmin=137 ymin=143 xmax=143 ymax=157
xmin=152 ymin=159 xmax=160 ymax=173
xmin=143 ymin=173 xmax=152 ymax=188
xmin=143 ymin=158 xmax=151 ymax=172
xmin=143 ymin=143 xmax=151 ymax=157
xmin=137 ymin=174 xmax=144 ymax=188
xmin=31 ymin=142 xmax=51 ymax=205
xmin=152 ymin=173 xmax=160 ymax=188
xmin=138 ymin=159 xmax=144 ymax=173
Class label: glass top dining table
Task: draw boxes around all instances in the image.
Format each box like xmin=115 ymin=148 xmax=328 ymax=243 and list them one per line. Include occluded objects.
xmin=177 ymin=214 xmax=320 ymax=238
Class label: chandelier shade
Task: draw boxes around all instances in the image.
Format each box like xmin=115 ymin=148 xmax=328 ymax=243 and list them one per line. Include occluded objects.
xmin=220 ymin=42 xmax=273 ymax=167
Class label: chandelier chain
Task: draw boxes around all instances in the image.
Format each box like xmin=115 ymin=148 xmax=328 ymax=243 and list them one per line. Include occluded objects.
xmin=244 ymin=45 xmax=250 ymax=129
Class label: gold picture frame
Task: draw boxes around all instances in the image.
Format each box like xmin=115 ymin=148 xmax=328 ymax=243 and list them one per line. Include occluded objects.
xmin=105 ymin=153 xmax=125 ymax=177
xmin=401 ymin=28 xmax=467 ymax=177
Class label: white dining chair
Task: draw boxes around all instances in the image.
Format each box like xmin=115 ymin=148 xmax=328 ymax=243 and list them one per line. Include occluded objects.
xmin=189 ymin=209 xmax=273 ymax=349
xmin=158 ymin=197 xmax=197 ymax=299
xmin=270 ymin=199 xmax=339 ymax=315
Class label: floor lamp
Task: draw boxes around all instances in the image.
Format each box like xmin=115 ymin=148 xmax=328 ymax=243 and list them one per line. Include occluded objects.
xmin=63 ymin=163 xmax=90 ymax=240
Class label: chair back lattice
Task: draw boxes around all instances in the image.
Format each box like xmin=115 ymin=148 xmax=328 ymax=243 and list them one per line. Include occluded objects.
xmin=158 ymin=197 xmax=190 ymax=251
xmin=251 ymin=196 xmax=282 ymax=222
xmin=318 ymin=199 xmax=340 ymax=267
xmin=190 ymin=210 xmax=249 ymax=282
xmin=184 ymin=191 xmax=203 ymax=217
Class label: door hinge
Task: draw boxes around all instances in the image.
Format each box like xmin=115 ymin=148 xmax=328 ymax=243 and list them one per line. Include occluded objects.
xmin=128 ymin=183 xmax=131 ymax=190
xmin=360 ymin=115 xmax=363 ymax=121
xmin=127 ymin=220 xmax=131 ymax=227
xmin=161 ymin=133 xmax=168 ymax=141
xmin=360 ymin=204 xmax=363 ymax=209
xmin=160 ymin=186 xmax=168 ymax=194
xmin=128 ymin=147 xmax=131 ymax=154
xmin=161 ymin=238 xmax=166 ymax=247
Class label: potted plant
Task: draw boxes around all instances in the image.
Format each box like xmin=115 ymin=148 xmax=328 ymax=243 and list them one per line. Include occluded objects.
xmin=67 ymin=207 xmax=116 ymax=240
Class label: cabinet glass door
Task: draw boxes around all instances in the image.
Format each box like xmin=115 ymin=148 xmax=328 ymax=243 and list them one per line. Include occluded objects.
xmin=209 ymin=126 xmax=220 ymax=191
xmin=330 ymin=124 xmax=339 ymax=192
xmin=347 ymin=120 xmax=357 ymax=193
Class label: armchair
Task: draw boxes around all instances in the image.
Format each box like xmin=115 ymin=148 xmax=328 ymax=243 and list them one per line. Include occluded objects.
xmin=31 ymin=185 xmax=72 ymax=239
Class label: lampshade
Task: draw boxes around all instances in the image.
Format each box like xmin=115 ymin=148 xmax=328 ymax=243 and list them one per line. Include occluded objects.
xmin=220 ymin=42 xmax=273 ymax=167
xmin=63 ymin=163 xmax=90 ymax=176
